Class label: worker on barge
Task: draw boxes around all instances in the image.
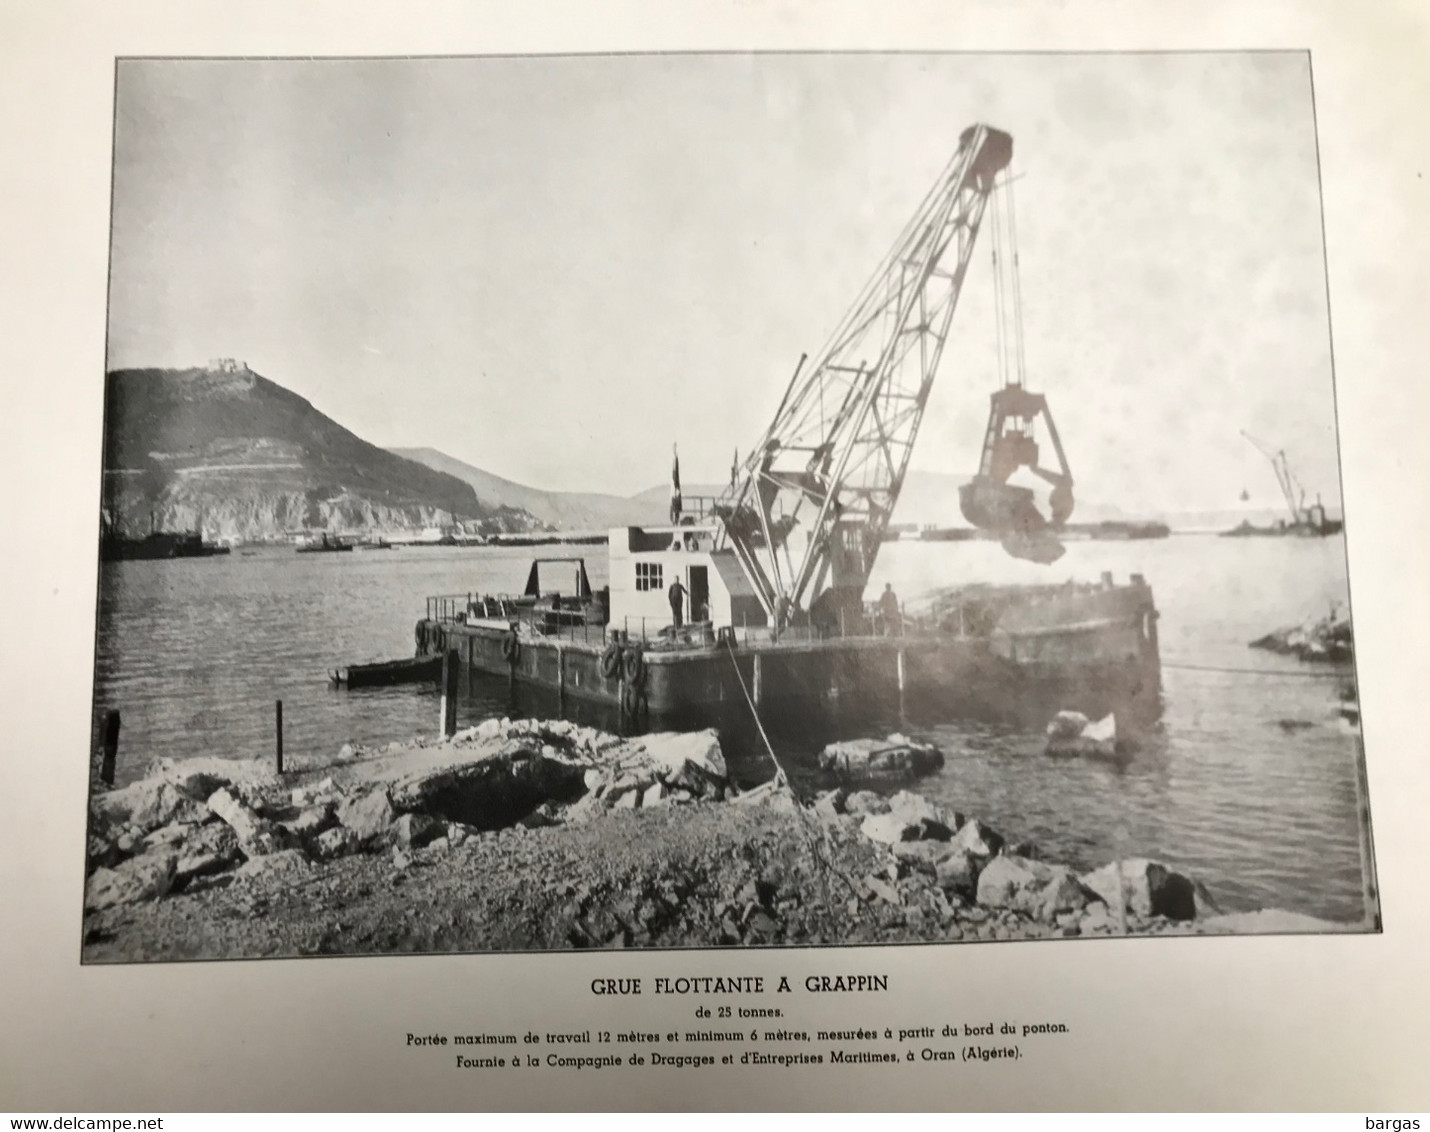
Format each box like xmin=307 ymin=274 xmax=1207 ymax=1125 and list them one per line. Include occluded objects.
xmin=879 ymin=582 xmax=903 ymax=636
xmin=668 ymin=576 xmax=688 ymax=629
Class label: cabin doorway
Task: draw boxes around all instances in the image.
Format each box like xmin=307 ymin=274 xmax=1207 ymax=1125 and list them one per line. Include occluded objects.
xmin=688 ymin=565 xmax=709 ymax=623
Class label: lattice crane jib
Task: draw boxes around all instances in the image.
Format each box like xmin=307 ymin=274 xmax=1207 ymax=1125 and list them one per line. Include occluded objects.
xmin=1240 ymin=431 xmax=1307 ymax=523
xmin=714 ymin=124 xmax=1015 ymax=627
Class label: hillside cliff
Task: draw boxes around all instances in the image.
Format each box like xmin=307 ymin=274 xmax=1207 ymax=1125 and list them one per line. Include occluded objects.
xmin=101 ymin=366 xmax=539 ymax=542
xmin=391 ymin=446 xmax=669 ymax=532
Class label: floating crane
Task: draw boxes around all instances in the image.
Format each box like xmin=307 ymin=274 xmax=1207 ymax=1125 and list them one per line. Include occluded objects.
xmin=713 ymin=124 xmax=1073 ymax=630
xmin=1239 ymin=431 xmax=1342 ymax=536
xmin=1241 ymin=431 xmax=1307 ymax=523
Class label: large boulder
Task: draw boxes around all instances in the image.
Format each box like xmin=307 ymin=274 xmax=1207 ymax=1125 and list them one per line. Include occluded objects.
xmin=1078 ymin=858 xmax=1210 ymax=922
xmin=336 ymin=789 xmax=397 ymax=845
xmin=891 ymin=840 xmax=959 ymax=875
xmin=818 ymin=735 xmax=944 ymax=784
xmin=949 ymin=817 xmax=1003 ymax=860
xmin=206 ymin=787 xmax=286 ymax=856
xmin=85 ymin=851 xmax=178 ymax=912
xmin=1045 ymin=712 xmax=1117 ymax=759
xmin=1046 ymin=711 xmax=1091 ymax=740
xmin=313 ymin=826 xmax=361 ymax=861
xmin=811 ymin=789 xmax=847 ymax=820
xmin=886 ymin=791 xmax=957 ymax=839
xmin=90 ymin=780 xmax=203 ymax=840
xmin=976 ymin=855 xmax=1096 ymax=923
xmin=173 ymin=822 xmax=242 ymax=885
xmin=279 ymin=803 xmax=336 ymax=841
xmin=143 ymin=755 xmax=270 ymax=800
xmin=391 ymin=812 xmax=445 ymax=850
xmin=934 ymin=848 xmax=985 ymax=897
xmin=235 ymin=848 xmax=311 ymax=883
xmin=860 ymin=813 xmax=924 ymax=845
xmin=634 ymin=730 xmax=727 ymax=795
xmin=843 ymin=791 xmax=891 ymax=817
xmin=383 ymin=743 xmax=586 ymax=830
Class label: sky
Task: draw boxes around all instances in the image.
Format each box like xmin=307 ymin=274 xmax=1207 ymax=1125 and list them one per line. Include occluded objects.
xmin=106 ymin=53 xmax=1344 ymax=514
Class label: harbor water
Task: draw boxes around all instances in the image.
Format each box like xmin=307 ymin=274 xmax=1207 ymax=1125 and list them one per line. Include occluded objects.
xmin=90 ymin=535 xmax=1369 ymax=925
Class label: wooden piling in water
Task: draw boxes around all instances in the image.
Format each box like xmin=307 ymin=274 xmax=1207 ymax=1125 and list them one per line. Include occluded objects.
xmin=556 ymin=644 xmax=566 ymax=713
xmin=896 ymin=648 xmax=906 ymax=716
xmin=99 ymin=709 xmax=120 ymax=787
xmin=275 ymin=699 xmax=284 ymax=775
xmin=440 ymin=648 xmax=459 ymax=738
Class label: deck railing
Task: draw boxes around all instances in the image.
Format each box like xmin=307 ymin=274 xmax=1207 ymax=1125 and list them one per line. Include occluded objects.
xmin=425 ymin=592 xmax=924 ymax=651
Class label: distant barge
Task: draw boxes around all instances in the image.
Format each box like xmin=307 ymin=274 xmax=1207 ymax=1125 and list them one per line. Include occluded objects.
xmin=407 ymin=525 xmax=1162 ymax=726
xmin=100 ymin=530 xmax=230 ymax=561
xmin=297 ymin=533 xmax=354 ymax=553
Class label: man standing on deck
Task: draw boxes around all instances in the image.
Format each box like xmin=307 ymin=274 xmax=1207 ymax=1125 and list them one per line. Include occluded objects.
xmin=668 ymin=576 xmax=688 ymax=629
xmin=878 ymin=582 xmax=902 ymax=636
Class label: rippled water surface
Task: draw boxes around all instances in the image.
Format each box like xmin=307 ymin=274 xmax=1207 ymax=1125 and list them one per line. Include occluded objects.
xmin=92 ymin=535 xmax=1372 ymax=924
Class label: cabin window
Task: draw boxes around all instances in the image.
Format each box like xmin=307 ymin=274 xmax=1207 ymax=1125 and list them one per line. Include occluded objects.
xmin=635 ymin=561 xmax=664 ymax=592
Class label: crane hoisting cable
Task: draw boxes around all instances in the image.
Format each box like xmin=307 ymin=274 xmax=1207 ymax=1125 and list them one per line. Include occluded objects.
xmin=958 ymin=171 xmax=1073 ymax=563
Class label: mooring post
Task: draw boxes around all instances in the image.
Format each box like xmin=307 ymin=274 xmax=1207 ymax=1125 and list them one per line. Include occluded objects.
xmin=556 ymin=644 xmax=566 ymax=713
xmin=440 ymin=648 xmax=459 ymax=738
xmin=275 ymin=699 xmax=284 ymax=775
xmin=896 ymin=648 xmax=906 ymax=715
xmin=99 ymin=709 xmax=120 ymax=787
xmin=1113 ymin=840 xmax=1129 ymax=936
xmin=1352 ymin=736 xmax=1381 ymax=930
xmin=752 ymin=652 xmax=763 ymax=706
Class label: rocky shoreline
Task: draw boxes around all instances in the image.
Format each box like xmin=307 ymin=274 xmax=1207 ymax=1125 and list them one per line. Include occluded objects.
xmin=82 ymin=720 xmax=1355 ymax=962
xmin=1251 ymin=606 xmax=1353 ymax=663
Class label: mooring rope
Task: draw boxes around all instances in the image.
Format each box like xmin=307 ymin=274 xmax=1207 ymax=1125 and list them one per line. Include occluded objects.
xmin=1162 ymin=660 xmax=1350 ymax=680
xmin=720 ymin=638 xmax=861 ymax=920
xmin=720 ymin=637 xmax=790 ymax=787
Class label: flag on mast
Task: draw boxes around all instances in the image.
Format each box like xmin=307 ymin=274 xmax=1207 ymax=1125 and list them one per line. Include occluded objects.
xmin=669 ymin=443 xmax=682 ymax=524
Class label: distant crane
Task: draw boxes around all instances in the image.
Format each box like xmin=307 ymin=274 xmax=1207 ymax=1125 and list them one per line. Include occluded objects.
xmin=1241 ymin=431 xmax=1306 ymax=523
xmin=1239 ymin=431 xmax=1341 ymax=536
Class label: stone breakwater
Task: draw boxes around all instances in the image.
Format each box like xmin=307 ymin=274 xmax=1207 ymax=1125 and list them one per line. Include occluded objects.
xmin=81 ymin=720 xmax=1354 ymax=960
xmin=1250 ymin=607 xmax=1353 ymax=663
xmin=85 ymin=718 xmax=731 ymax=912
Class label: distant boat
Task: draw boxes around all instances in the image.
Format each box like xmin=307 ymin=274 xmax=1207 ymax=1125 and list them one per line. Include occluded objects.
xmin=1220 ymin=515 xmax=1343 ymax=539
xmin=297 ymin=533 xmax=353 ymax=553
xmin=1087 ymin=520 xmax=1171 ymax=541
xmin=100 ymin=529 xmax=230 ymax=561
xmin=330 ymin=655 xmax=443 ymax=688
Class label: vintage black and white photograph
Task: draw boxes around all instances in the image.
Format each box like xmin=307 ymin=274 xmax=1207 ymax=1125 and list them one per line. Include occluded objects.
xmin=83 ymin=52 xmax=1377 ymax=962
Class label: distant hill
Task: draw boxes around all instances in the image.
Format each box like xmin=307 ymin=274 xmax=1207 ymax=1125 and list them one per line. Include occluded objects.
xmin=101 ymin=365 xmax=539 ymax=542
xmin=390 ymin=445 xmax=1165 ymax=537
xmin=393 ymin=447 xmax=668 ymax=532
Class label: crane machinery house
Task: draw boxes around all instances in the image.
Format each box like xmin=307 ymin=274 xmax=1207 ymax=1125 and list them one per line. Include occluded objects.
xmin=608 ymin=520 xmax=768 ymax=639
